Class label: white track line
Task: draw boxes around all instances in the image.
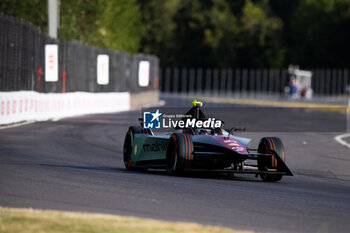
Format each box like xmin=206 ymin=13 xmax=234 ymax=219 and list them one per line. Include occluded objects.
xmin=0 ymin=121 xmax=35 ymax=130
xmin=334 ymin=133 xmax=350 ymax=149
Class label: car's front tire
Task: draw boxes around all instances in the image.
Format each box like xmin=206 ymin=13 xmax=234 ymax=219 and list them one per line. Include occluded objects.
xmin=258 ymin=137 xmax=286 ymax=182
xmin=166 ymin=133 xmax=193 ymax=175
xmin=123 ymin=126 xmax=151 ymax=170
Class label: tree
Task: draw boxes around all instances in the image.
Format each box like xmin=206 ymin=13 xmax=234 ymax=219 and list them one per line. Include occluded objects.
xmin=203 ymin=0 xmax=239 ymax=67
xmin=1 ymin=0 xmax=145 ymax=53
xmin=60 ymin=0 xmax=144 ymax=52
xmin=139 ymin=0 xmax=239 ymax=68
xmin=170 ymin=0 xmax=209 ymax=67
xmin=0 ymin=0 xmax=47 ymax=32
xmin=4 ymin=0 xmax=349 ymax=68
xmin=236 ymin=0 xmax=284 ymax=68
xmin=99 ymin=0 xmax=144 ymax=52
xmin=290 ymin=0 xmax=350 ymax=67
xmin=269 ymin=0 xmax=300 ymax=67
xmin=60 ymin=0 xmax=104 ymax=45
xmin=138 ymin=0 xmax=181 ymax=66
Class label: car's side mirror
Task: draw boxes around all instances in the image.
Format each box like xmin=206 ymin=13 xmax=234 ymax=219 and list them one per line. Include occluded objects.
xmin=228 ymin=126 xmax=246 ymax=135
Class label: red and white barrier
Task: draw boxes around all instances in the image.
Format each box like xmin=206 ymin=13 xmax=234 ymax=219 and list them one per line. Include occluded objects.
xmin=0 ymin=91 xmax=130 ymax=125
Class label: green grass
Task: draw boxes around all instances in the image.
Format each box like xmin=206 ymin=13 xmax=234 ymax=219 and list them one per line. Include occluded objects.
xmin=0 ymin=207 xmax=254 ymax=233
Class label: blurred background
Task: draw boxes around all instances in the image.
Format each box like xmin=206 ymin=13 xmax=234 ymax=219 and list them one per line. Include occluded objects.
xmin=3 ymin=0 xmax=350 ymax=68
xmin=1 ymin=0 xmax=350 ymax=101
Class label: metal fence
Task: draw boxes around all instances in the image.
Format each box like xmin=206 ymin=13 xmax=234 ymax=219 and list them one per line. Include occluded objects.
xmin=0 ymin=14 xmax=159 ymax=93
xmin=160 ymin=67 xmax=350 ymax=100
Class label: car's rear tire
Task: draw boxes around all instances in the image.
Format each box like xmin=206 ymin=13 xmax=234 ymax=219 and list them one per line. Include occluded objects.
xmin=166 ymin=133 xmax=193 ymax=175
xmin=258 ymin=137 xmax=285 ymax=182
xmin=123 ymin=126 xmax=151 ymax=170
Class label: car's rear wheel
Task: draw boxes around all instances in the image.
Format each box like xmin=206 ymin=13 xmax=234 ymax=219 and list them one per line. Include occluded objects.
xmin=258 ymin=137 xmax=285 ymax=182
xmin=123 ymin=126 xmax=151 ymax=170
xmin=166 ymin=133 xmax=193 ymax=175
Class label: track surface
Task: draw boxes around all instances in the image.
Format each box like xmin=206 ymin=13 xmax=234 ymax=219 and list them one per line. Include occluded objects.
xmin=1 ymin=97 xmax=350 ymax=233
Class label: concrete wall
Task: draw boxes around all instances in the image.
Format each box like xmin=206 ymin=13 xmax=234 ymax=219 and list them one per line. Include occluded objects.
xmin=0 ymin=91 xmax=130 ymax=125
xmin=130 ymin=90 xmax=159 ymax=109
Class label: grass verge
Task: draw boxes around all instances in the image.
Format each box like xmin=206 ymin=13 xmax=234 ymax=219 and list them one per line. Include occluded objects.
xmin=0 ymin=207 xmax=254 ymax=233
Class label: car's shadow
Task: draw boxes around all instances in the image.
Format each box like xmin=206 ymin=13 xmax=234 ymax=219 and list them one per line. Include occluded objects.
xmin=145 ymin=168 xmax=262 ymax=182
xmin=38 ymin=163 xmax=263 ymax=182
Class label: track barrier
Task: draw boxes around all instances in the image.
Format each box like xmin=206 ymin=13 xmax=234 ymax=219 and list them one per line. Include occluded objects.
xmin=0 ymin=91 xmax=130 ymax=125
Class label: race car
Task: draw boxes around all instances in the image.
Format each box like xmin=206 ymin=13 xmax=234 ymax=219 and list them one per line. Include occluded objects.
xmin=123 ymin=100 xmax=293 ymax=182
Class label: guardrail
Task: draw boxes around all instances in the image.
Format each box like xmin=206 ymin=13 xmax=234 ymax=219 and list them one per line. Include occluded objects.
xmin=160 ymin=67 xmax=350 ymax=101
xmin=0 ymin=14 xmax=159 ymax=93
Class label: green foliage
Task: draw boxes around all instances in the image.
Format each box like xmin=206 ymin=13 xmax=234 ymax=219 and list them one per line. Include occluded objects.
xmin=139 ymin=0 xmax=239 ymax=67
xmin=237 ymin=0 xmax=284 ymax=68
xmin=99 ymin=0 xmax=144 ymax=52
xmin=139 ymin=0 xmax=285 ymax=68
xmin=59 ymin=0 xmax=104 ymax=44
xmin=1 ymin=0 xmax=144 ymax=53
xmin=60 ymin=0 xmax=144 ymax=52
xmin=138 ymin=0 xmax=180 ymax=65
xmin=0 ymin=0 xmax=47 ymax=32
xmin=204 ymin=0 xmax=239 ymax=67
xmin=165 ymin=0 xmax=208 ymax=67
xmin=1 ymin=0 xmax=350 ymax=68
xmin=290 ymin=0 xmax=350 ymax=67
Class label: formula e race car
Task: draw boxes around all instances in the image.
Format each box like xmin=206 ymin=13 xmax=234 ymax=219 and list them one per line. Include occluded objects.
xmin=123 ymin=100 xmax=293 ymax=182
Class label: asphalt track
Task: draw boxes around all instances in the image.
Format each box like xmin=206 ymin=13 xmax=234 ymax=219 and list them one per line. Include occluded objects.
xmin=1 ymin=97 xmax=350 ymax=233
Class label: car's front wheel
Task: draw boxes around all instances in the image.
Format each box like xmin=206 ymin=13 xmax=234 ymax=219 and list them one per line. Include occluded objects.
xmin=123 ymin=127 xmax=135 ymax=170
xmin=166 ymin=133 xmax=193 ymax=175
xmin=123 ymin=126 xmax=149 ymax=170
xmin=257 ymin=137 xmax=286 ymax=182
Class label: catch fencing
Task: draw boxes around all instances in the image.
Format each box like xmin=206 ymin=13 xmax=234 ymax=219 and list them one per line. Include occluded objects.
xmin=0 ymin=14 xmax=159 ymax=93
xmin=160 ymin=68 xmax=350 ymax=100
